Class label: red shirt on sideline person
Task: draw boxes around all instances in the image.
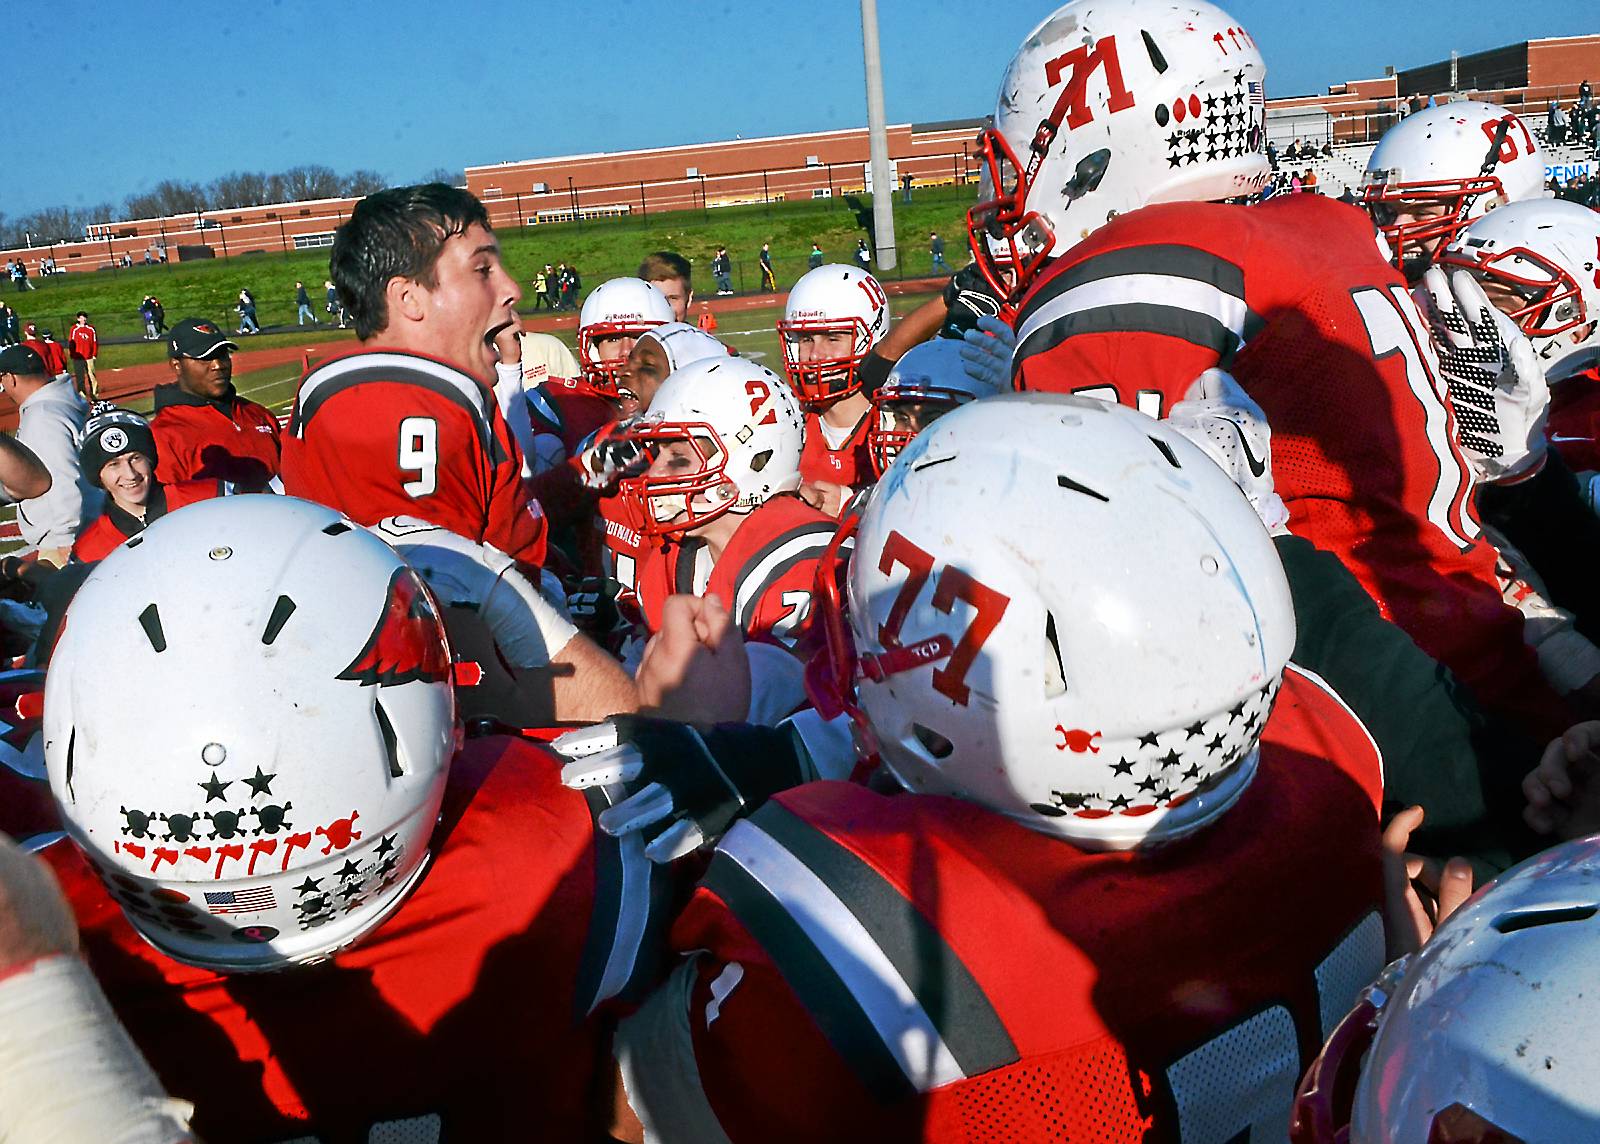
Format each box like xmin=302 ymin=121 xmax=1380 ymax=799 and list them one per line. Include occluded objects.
xmin=150 ymin=319 xmax=281 ymax=491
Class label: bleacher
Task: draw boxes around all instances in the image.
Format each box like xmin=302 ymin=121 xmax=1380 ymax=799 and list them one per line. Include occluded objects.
xmin=1275 ymin=113 xmax=1596 ymax=199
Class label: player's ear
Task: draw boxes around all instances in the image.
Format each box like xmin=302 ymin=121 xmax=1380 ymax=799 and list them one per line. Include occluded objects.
xmin=387 ymin=275 xmax=429 ymax=327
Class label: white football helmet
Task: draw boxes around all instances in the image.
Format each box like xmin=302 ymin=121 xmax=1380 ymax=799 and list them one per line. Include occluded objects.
xmin=617 ymin=356 xmax=806 ymax=537
xmin=969 ymin=0 xmax=1269 ymax=306
xmin=577 ymin=277 xmax=673 ymax=397
xmin=816 ymin=393 xmax=1294 ymax=850
xmin=1298 ymin=835 xmax=1600 ymax=1143
xmin=868 ymin=338 xmax=1004 ymax=477
xmin=777 ymin=263 xmax=891 ymax=405
xmin=1360 ymin=101 xmax=1548 ymax=272
xmin=634 ymin=321 xmax=729 ymax=373
xmin=44 ymin=496 xmax=458 ymax=972
xmin=1440 ymin=199 xmax=1600 ymax=383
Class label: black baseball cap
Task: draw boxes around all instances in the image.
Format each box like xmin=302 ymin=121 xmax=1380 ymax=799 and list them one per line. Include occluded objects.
xmin=167 ymin=318 xmax=239 ymax=360
xmin=0 ymin=345 xmax=46 ymax=376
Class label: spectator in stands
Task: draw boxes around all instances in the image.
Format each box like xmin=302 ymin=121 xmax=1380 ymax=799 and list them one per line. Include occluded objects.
xmin=638 ymin=251 xmax=694 ymax=321
xmin=66 ymin=313 xmax=97 ymax=402
xmin=0 ymin=344 xmax=100 ymax=566
xmin=1302 ymin=168 xmax=1318 ymax=192
xmin=930 ymin=231 xmax=950 ymax=274
xmin=0 ymin=301 xmax=18 ymax=347
xmin=150 ymin=318 xmax=281 ymax=491
xmin=1266 ymin=139 xmax=1279 ymax=170
xmin=236 ymin=288 xmax=259 ymax=334
xmin=758 ymin=243 xmax=777 ymax=292
xmin=808 ymin=242 xmax=824 ymax=269
xmin=1581 ymin=79 xmax=1593 ymax=110
xmin=294 ymin=281 xmax=318 ymax=326
xmin=70 ymin=407 xmax=230 ymax=564
xmin=1550 ymin=100 xmax=1568 ymax=147
xmin=711 ymin=246 xmax=734 ymax=295
xmin=1290 ymin=169 xmax=1304 ymax=193
xmin=1320 ymin=139 xmax=1333 ymax=157
xmin=1284 ymin=138 xmax=1301 ymax=161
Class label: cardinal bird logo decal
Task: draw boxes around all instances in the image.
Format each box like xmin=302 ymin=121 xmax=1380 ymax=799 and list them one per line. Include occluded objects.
xmin=338 ymin=568 xmax=450 ymax=686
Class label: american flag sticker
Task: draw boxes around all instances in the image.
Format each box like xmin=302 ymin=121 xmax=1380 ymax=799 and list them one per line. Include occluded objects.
xmin=1248 ymin=81 xmax=1265 ymax=108
xmin=205 ymin=886 xmax=277 ymax=915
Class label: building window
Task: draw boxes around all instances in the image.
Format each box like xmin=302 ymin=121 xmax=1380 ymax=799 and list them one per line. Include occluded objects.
xmin=293 ymin=232 xmax=336 ymax=250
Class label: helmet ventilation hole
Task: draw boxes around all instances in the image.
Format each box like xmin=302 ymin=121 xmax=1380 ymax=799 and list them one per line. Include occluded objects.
xmin=1056 ymin=473 xmax=1110 ymax=502
xmin=912 ymin=724 xmax=954 ymax=760
xmin=1492 ymin=904 xmax=1599 ymax=934
xmin=375 ymin=701 xmax=404 ymax=778
xmin=750 ymin=449 xmax=772 ymax=473
xmin=1043 ymin=612 xmax=1067 ymax=698
xmin=1148 ymin=436 xmax=1183 ymax=469
xmin=1141 ymin=30 xmax=1169 ymax=73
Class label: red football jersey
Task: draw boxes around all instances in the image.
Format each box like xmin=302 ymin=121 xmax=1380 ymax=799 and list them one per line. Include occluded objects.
xmin=800 ymin=408 xmax=873 ymax=489
xmin=1012 ymin=195 xmax=1566 ymax=738
xmin=599 ymin=491 xmax=651 ymax=599
xmin=618 ymin=666 xmax=1385 ymax=1143
xmin=280 ymin=348 xmax=546 ymax=569
xmin=632 ymin=495 xmax=840 ymax=647
xmin=150 ymin=383 xmax=282 ymax=491
xmin=45 ymin=735 xmax=672 ymax=1143
xmin=1547 ymin=365 xmax=1600 ymax=474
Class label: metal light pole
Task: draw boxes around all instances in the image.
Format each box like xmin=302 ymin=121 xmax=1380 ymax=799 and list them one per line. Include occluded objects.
xmin=861 ymin=0 xmax=897 ymax=270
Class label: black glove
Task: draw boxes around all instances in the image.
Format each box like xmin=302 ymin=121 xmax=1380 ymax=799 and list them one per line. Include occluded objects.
xmin=556 ymin=715 xmax=810 ymax=862
xmin=940 ymin=262 xmax=1005 ymax=338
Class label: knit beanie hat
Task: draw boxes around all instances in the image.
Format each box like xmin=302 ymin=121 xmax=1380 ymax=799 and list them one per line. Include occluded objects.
xmin=80 ymin=405 xmax=158 ymax=488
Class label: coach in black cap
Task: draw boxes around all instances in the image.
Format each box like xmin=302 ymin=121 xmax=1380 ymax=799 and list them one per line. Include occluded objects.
xmin=149 ymin=317 xmax=282 ymax=491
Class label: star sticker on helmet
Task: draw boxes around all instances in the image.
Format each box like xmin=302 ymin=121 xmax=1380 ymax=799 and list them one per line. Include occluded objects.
xmin=1138 ymin=731 xmax=1160 ymax=748
xmin=1108 ymin=793 xmax=1131 ymax=810
xmin=293 ymin=875 xmax=322 ymax=895
xmin=199 ymin=774 xmax=231 ymax=803
xmin=336 ymin=858 xmax=362 ymax=880
xmin=1184 ymin=720 xmax=1207 ymax=739
xmin=1206 ymin=733 xmax=1227 ymax=755
xmin=1111 ymin=756 xmax=1135 ymax=776
xmin=1136 ymin=775 xmax=1159 ymax=793
xmin=242 ymin=766 xmax=276 ymax=797
xmin=1159 ymin=748 xmax=1183 ymax=769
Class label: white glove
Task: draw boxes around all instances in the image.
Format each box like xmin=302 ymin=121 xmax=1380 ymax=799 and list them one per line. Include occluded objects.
xmin=957 ymin=315 xmax=1016 ymax=394
xmin=1421 ymin=266 xmax=1549 ymax=483
xmin=575 ymin=418 xmax=651 ymax=490
xmin=1166 ymin=369 xmax=1291 ymax=535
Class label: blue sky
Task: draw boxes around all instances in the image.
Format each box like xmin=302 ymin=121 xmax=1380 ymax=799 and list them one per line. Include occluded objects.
xmin=3 ymin=0 xmax=1593 ymax=218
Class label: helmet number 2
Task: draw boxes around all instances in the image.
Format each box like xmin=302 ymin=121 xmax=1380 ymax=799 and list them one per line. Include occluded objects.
xmin=744 ymin=379 xmax=778 ymax=426
xmin=877 ymin=529 xmax=1011 ymax=706
xmin=399 ymin=416 xmax=438 ymax=498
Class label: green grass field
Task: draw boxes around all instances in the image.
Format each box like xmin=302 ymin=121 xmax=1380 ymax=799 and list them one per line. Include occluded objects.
xmin=8 ymin=186 xmax=977 ymax=348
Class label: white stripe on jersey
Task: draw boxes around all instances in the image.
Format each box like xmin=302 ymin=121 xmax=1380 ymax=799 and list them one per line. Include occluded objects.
xmin=731 ymin=530 xmax=849 ymax=629
xmin=1015 ymin=273 xmax=1256 ymax=357
xmin=718 ymin=819 xmax=967 ymax=1092
xmin=295 ymin=352 xmax=492 ymax=437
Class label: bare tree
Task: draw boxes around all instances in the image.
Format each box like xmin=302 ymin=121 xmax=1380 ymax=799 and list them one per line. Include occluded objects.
xmin=280 ymin=165 xmax=344 ymax=201
xmin=209 ymin=171 xmax=272 ymax=209
xmin=341 ymin=169 xmax=389 ymax=196
xmin=418 ymin=167 xmax=464 ymax=187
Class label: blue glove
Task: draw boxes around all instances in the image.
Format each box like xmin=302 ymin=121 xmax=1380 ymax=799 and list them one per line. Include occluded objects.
xmin=957 ymin=315 xmax=1017 ymax=394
